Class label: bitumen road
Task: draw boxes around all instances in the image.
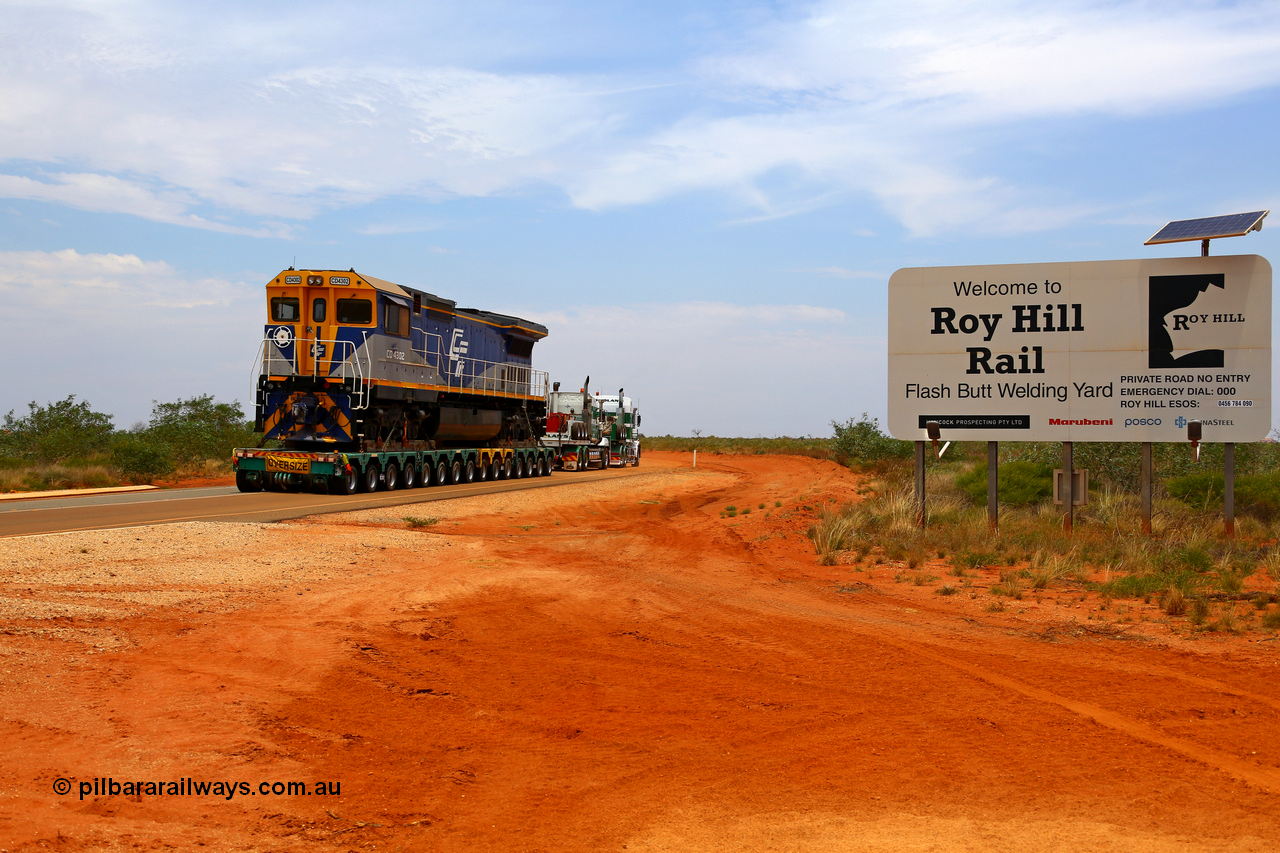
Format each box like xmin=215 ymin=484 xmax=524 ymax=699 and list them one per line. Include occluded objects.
xmin=0 ymin=468 xmax=641 ymax=538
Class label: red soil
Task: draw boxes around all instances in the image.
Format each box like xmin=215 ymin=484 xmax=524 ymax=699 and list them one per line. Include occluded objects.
xmin=3 ymin=451 xmax=1279 ymax=851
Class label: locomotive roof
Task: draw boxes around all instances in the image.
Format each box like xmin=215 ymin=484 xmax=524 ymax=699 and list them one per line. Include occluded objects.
xmin=279 ymin=269 xmax=548 ymax=339
xmin=362 ymin=272 xmax=547 ymax=339
xmin=457 ymin=308 xmax=549 ymax=339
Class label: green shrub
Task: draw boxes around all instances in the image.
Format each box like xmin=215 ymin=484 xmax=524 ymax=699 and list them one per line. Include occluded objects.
xmin=1095 ymin=570 xmax=1202 ymax=599
xmin=956 ymin=460 xmax=1054 ymax=506
xmin=831 ymin=414 xmax=913 ymax=465
xmin=110 ymin=434 xmax=174 ymax=483
xmin=1166 ymin=472 xmax=1280 ymax=521
xmin=145 ymin=395 xmax=255 ymax=467
xmin=0 ymin=395 xmax=114 ymax=462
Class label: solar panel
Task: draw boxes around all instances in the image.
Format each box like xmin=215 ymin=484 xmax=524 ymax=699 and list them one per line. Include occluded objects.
xmin=1145 ymin=210 xmax=1269 ymax=245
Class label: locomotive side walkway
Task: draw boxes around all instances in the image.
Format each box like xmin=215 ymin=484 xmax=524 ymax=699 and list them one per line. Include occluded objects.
xmin=0 ymin=464 xmax=661 ymax=538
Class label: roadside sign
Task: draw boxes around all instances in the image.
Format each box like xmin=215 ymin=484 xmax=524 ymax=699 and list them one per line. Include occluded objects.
xmin=887 ymin=255 xmax=1272 ymax=442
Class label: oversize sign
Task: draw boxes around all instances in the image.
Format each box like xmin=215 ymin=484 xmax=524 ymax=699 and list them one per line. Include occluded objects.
xmin=887 ymin=255 xmax=1271 ymax=442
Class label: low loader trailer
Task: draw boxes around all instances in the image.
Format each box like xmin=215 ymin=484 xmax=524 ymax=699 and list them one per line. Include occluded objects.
xmin=232 ymin=443 xmax=555 ymax=494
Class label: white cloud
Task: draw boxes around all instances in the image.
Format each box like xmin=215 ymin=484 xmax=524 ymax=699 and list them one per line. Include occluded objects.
xmin=0 ymin=173 xmax=288 ymax=236
xmin=708 ymin=0 xmax=1280 ymax=119
xmin=0 ymin=2 xmax=1278 ymax=237
xmin=526 ymin=301 xmax=884 ymax=436
xmin=798 ymin=266 xmax=883 ymax=279
xmin=0 ymin=249 xmax=264 ymax=422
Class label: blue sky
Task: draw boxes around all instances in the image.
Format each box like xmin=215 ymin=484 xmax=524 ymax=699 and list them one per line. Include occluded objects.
xmin=3 ymin=0 xmax=1280 ymax=436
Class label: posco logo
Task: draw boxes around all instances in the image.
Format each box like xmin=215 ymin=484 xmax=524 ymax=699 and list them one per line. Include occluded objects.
xmin=1175 ymin=416 xmax=1187 ymax=428
xmin=1124 ymin=418 xmax=1162 ymax=427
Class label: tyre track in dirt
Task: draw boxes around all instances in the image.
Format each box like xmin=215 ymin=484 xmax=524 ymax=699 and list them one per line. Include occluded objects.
xmin=563 ymin=456 xmax=1280 ymax=794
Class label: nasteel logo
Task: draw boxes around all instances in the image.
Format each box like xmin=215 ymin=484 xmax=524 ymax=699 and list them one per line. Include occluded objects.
xmin=1176 ymin=417 xmax=1235 ymax=428
xmin=1047 ymin=418 xmax=1113 ymax=426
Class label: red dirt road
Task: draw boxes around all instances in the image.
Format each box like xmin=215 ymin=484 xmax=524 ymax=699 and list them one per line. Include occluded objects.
xmin=3 ymin=452 xmax=1279 ymax=851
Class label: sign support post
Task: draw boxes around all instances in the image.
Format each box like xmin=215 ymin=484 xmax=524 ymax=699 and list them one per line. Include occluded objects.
xmin=987 ymin=442 xmax=998 ymax=531
xmin=915 ymin=441 xmax=926 ymax=528
xmin=1225 ymin=442 xmax=1235 ymax=539
xmin=1141 ymin=442 xmax=1153 ymax=535
xmin=1063 ymin=442 xmax=1074 ymax=533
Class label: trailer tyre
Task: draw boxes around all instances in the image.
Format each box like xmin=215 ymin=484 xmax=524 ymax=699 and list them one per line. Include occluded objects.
xmin=464 ymin=459 xmax=475 ymax=483
xmin=235 ymin=470 xmax=264 ymax=493
xmin=450 ymin=459 xmax=462 ymax=485
xmin=331 ymin=469 xmax=359 ymax=495
xmin=384 ymin=462 xmax=400 ymax=491
xmin=361 ymin=463 xmax=380 ymax=493
xmin=435 ymin=459 xmax=448 ymax=486
xmin=475 ymin=460 xmax=487 ymax=482
xmin=403 ymin=462 xmax=418 ymax=489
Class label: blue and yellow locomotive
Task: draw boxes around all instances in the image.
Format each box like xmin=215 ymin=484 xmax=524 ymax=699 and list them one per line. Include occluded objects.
xmin=254 ymin=268 xmax=549 ymax=450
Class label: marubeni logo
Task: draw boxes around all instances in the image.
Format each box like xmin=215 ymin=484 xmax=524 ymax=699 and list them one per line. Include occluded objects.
xmin=1048 ymin=418 xmax=1113 ymax=426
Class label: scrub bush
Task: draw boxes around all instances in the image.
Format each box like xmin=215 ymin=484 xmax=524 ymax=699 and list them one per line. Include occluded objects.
xmin=110 ymin=433 xmax=174 ymax=483
xmin=831 ymin=413 xmax=913 ymax=465
xmin=1166 ymin=472 xmax=1280 ymax=521
xmin=956 ymin=460 xmax=1054 ymax=506
xmin=0 ymin=396 xmax=114 ymax=463
xmin=145 ymin=395 xmax=256 ymax=467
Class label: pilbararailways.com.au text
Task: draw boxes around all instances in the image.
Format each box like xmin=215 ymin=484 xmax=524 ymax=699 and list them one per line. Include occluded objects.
xmin=52 ymin=777 xmax=341 ymax=800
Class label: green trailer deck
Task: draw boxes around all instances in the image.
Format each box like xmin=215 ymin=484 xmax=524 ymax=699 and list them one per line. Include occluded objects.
xmin=232 ymin=444 xmax=556 ymax=494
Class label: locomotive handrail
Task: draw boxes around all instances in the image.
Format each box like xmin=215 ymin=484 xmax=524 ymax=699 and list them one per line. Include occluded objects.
xmin=254 ymin=334 xmax=373 ymax=410
xmin=317 ymin=335 xmax=372 ymax=410
xmin=409 ymin=335 xmax=548 ymax=399
xmin=254 ymin=331 xmax=545 ymax=405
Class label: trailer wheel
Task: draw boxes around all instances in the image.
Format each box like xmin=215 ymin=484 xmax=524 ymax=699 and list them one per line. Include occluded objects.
xmin=450 ymin=458 xmax=463 ymax=485
xmin=330 ymin=469 xmax=359 ymax=495
xmin=488 ymin=460 xmax=499 ymax=480
xmin=434 ymin=458 xmax=448 ymax=486
xmin=403 ymin=462 xmax=418 ymax=489
xmin=384 ymin=462 xmax=400 ymax=491
xmin=501 ymin=456 xmax=513 ymax=479
xmin=361 ymin=463 xmax=381 ymax=493
xmin=464 ymin=459 xmax=475 ymax=483
xmin=475 ymin=459 xmax=487 ymax=482
xmin=235 ymin=469 xmax=264 ymax=493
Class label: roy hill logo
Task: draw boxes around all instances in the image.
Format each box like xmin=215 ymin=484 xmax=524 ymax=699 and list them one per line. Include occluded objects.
xmin=1149 ymin=273 xmax=1236 ymax=368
